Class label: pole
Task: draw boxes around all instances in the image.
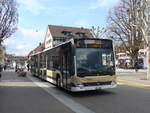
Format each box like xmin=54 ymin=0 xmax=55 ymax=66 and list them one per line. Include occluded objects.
xmin=145 ymin=0 xmax=150 ymax=80
xmin=146 ymin=45 xmax=150 ymax=79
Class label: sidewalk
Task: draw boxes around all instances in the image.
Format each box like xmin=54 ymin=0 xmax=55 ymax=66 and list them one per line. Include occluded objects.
xmin=116 ymin=68 xmax=150 ymax=88
xmin=117 ymin=68 xmax=147 ymax=73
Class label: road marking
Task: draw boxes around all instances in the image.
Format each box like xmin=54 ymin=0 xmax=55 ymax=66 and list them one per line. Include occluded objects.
xmin=27 ymin=73 xmax=95 ymax=113
xmin=1 ymin=79 xmax=21 ymax=82
xmin=0 ymin=82 xmax=37 ymax=87
xmin=117 ymin=79 xmax=150 ymax=90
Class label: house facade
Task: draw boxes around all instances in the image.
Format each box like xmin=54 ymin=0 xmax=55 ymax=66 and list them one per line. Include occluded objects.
xmin=44 ymin=25 xmax=93 ymax=49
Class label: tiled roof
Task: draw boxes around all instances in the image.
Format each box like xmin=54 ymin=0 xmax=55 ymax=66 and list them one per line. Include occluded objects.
xmin=28 ymin=43 xmax=45 ymax=56
xmin=34 ymin=43 xmax=45 ymax=53
xmin=48 ymin=25 xmax=93 ymax=39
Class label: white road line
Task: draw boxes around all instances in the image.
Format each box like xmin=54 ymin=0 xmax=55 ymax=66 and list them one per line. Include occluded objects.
xmin=27 ymin=73 xmax=95 ymax=113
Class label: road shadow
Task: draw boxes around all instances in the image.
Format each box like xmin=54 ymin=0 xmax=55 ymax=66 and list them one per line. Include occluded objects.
xmin=0 ymin=85 xmax=74 ymax=113
xmin=56 ymin=87 xmax=116 ymax=97
xmin=25 ymin=73 xmax=118 ymax=98
xmin=1 ymin=71 xmax=31 ymax=82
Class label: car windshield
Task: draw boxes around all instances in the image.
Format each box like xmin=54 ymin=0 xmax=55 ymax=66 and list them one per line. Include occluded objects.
xmin=76 ymin=48 xmax=115 ymax=76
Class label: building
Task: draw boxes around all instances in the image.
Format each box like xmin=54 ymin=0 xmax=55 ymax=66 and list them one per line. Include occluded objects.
xmin=116 ymin=49 xmax=147 ymax=69
xmin=44 ymin=25 xmax=93 ymax=49
xmin=5 ymin=54 xmax=28 ymax=68
xmin=28 ymin=25 xmax=93 ymax=58
xmin=28 ymin=43 xmax=45 ymax=59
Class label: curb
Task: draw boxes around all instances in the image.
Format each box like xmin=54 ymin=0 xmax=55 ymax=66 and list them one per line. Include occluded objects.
xmin=117 ymin=79 xmax=150 ymax=89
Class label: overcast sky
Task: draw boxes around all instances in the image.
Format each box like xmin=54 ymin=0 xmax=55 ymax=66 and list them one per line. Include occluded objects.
xmin=4 ymin=0 xmax=119 ymax=56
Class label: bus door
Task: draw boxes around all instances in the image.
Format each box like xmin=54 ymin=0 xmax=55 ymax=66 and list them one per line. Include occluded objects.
xmin=62 ymin=50 xmax=70 ymax=88
xmin=61 ymin=43 xmax=72 ymax=88
xmin=61 ymin=54 xmax=67 ymax=88
xmin=37 ymin=54 xmax=40 ymax=75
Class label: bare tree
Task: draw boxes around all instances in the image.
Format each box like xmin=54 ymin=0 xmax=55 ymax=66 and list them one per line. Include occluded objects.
xmin=90 ymin=26 xmax=107 ymax=38
xmin=0 ymin=0 xmax=18 ymax=45
xmin=107 ymin=0 xmax=149 ymax=67
xmin=139 ymin=0 xmax=150 ymax=45
xmin=140 ymin=0 xmax=150 ymax=78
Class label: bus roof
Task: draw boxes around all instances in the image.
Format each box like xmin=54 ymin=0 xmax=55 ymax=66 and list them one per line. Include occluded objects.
xmin=31 ymin=38 xmax=112 ymax=56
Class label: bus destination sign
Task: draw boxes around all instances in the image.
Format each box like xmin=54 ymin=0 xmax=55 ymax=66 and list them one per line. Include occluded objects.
xmin=75 ymin=39 xmax=112 ymax=49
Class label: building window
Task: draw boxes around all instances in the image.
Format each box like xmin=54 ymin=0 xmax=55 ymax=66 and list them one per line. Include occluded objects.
xmin=76 ymin=32 xmax=85 ymax=38
xmin=46 ymin=39 xmax=51 ymax=44
xmin=62 ymin=31 xmax=73 ymax=36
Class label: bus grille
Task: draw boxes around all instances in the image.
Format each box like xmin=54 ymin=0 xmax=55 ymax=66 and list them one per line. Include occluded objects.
xmin=83 ymin=81 xmax=112 ymax=86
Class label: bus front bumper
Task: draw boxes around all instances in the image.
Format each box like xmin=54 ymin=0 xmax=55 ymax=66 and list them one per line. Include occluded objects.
xmin=71 ymin=81 xmax=117 ymax=92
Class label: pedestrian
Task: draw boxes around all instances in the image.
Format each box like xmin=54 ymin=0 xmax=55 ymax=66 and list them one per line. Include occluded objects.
xmin=125 ymin=62 xmax=128 ymax=69
xmin=4 ymin=64 xmax=6 ymax=70
xmin=27 ymin=63 xmax=29 ymax=71
xmin=15 ymin=64 xmax=18 ymax=72
xmin=134 ymin=61 xmax=139 ymax=72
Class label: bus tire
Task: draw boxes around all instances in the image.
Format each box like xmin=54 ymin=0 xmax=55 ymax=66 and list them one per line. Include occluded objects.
xmin=56 ymin=76 xmax=61 ymax=88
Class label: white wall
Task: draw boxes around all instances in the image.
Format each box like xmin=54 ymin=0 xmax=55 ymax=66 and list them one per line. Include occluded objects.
xmin=44 ymin=27 xmax=53 ymax=49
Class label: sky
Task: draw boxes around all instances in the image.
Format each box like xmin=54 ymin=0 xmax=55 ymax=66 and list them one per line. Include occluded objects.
xmin=4 ymin=0 xmax=119 ymax=56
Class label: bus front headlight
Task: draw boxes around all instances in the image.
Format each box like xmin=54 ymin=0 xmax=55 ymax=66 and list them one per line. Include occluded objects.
xmin=111 ymin=81 xmax=117 ymax=85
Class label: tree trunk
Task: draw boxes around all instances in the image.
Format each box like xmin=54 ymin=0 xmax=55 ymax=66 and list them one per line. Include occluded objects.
xmin=147 ymin=46 xmax=150 ymax=79
xmin=130 ymin=51 xmax=138 ymax=69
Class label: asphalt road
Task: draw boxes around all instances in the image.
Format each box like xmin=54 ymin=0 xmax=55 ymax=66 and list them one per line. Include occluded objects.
xmin=0 ymin=70 xmax=150 ymax=113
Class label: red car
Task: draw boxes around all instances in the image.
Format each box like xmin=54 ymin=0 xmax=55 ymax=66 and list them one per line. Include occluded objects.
xmin=16 ymin=68 xmax=27 ymax=77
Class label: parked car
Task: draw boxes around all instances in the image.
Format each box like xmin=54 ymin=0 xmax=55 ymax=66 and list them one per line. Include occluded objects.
xmin=138 ymin=63 xmax=144 ymax=69
xmin=16 ymin=67 xmax=27 ymax=77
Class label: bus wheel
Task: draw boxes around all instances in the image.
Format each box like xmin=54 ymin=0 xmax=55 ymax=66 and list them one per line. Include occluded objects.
xmin=56 ymin=76 xmax=61 ymax=88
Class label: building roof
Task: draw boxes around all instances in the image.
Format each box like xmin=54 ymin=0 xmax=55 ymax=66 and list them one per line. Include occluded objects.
xmin=28 ymin=43 xmax=45 ymax=57
xmin=28 ymin=25 xmax=94 ymax=57
xmin=48 ymin=25 xmax=93 ymax=39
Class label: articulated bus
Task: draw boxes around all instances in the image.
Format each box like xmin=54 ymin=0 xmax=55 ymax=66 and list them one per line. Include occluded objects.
xmin=30 ymin=38 xmax=117 ymax=92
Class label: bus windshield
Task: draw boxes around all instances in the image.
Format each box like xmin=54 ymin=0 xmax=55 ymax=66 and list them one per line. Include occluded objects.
xmin=76 ymin=48 xmax=115 ymax=77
